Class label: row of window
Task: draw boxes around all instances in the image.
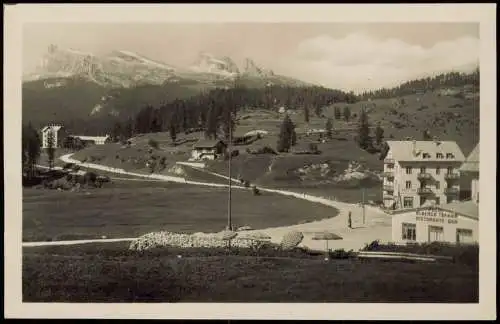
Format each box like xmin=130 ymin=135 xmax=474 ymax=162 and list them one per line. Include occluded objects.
xmin=402 ymin=223 xmax=473 ymax=243
xmin=403 ymin=196 xmax=438 ymax=208
xmin=402 ymin=181 xmax=457 ymax=190
xmin=404 ymin=166 xmax=456 ymax=175
xmin=385 ymin=181 xmax=457 ymax=190
xmin=421 ymin=152 xmax=455 ymax=159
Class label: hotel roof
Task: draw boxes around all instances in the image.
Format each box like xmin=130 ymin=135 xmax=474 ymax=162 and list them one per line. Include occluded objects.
xmin=459 ymin=143 xmax=479 ymax=173
xmin=438 ymin=200 xmax=479 ymax=220
xmin=386 ymin=140 xmax=465 ymax=162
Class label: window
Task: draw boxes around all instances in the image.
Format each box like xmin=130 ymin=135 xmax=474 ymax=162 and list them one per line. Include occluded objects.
xmin=456 ymin=228 xmax=473 ymax=244
xmin=405 ymin=181 xmax=412 ymax=189
xmin=405 ymin=167 xmax=412 ymax=174
xmin=436 ymin=182 xmax=440 ymax=189
xmin=435 ymin=197 xmax=440 ymax=205
xmin=436 ymin=153 xmax=444 ymax=159
xmin=403 ymin=197 xmax=414 ymax=208
xmin=447 ymin=167 xmax=453 ymax=174
xmin=423 ymin=153 xmax=431 ymax=159
xmin=402 ymin=223 xmax=416 ymax=241
xmin=446 ymin=153 xmax=455 ymax=159
xmin=436 ymin=167 xmax=440 ymax=175
xmin=420 ymin=167 xmax=426 ymax=173
xmin=428 ymin=225 xmax=444 ymax=242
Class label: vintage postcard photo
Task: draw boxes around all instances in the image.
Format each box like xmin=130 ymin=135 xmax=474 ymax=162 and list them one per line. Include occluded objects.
xmin=4 ymin=3 xmax=497 ymax=320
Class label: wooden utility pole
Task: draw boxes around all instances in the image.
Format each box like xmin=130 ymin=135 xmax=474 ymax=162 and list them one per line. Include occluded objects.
xmin=362 ymin=187 xmax=366 ymax=224
xmin=227 ymin=111 xmax=232 ymax=231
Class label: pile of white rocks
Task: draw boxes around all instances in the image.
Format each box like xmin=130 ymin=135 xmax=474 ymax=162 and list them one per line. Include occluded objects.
xmin=128 ymin=231 xmax=269 ymax=251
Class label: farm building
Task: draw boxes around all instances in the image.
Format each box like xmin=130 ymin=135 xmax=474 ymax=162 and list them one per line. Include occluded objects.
xmin=191 ymin=139 xmax=227 ymax=161
xmin=69 ymin=134 xmax=111 ymax=146
xmin=291 ymin=142 xmax=320 ymax=155
xmin=391 ymin=200 xmax=478 ymax=245
xmin=41 ymin=124 xmax=68 ymax=148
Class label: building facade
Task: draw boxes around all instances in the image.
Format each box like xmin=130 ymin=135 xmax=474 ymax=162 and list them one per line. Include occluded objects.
xmin=391 ymin=201 xmax=478 ymax=244
xmin=191 ymin=140 xmax=227 ymax=161
xmin=41 ymin=124 xmax=67 ymax=148
xmin=459 ymin=143 xmax=479 ymax=204
xmin=382 ymin=140 xmax=466 ymax=210
xmin=70 ymin=135 xmax=111 ymax=145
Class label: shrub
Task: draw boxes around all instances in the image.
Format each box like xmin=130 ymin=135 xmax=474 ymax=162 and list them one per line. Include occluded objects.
xmin=148 ymin=139 xmax=159 ymax=149
xmin=280 ymin=231 xmax=304 ymax=250
xmin=84 ymin=171 xmax=98 ymax=185
xmin=62 ymin=163 xmax=74 ymax=170
xmin=252 ymin=186 xmax=261 ymax=196
xmin=329 ymin=249 xmax=355 ymax=259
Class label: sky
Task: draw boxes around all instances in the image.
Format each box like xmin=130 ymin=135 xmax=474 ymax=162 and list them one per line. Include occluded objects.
xmin=23 ymin=22 xmax=479 ymax=92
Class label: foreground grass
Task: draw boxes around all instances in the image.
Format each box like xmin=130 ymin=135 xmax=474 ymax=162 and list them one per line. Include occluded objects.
xmin=23 ymin=243 xmax=478 ymax=303
xmin=23 ymin=184 xmax=338 ymax=242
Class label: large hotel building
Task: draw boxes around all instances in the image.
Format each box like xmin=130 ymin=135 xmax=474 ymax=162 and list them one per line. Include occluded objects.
xmin=381 ymin=140 xmax=466 ymax=210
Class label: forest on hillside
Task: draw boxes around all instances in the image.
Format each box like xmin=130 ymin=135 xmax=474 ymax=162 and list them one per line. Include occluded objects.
xmin=358 ymin=69 xmax=479 ymax=100
xmin=23 ymin=69 xmax=479 ymax=137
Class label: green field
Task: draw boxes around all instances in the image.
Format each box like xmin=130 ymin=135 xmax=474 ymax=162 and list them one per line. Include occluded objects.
xmin=23 ymin=183 xmax=338 ymax=242
xmin=23 ymin=243 xmax=479 ymax=302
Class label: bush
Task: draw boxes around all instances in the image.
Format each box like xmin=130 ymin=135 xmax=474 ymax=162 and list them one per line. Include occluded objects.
xmin=62 ymin=163 xmax=74 ymax=170
xmin=84 ymin=171 xmax=98 ymax=185
xmin=252 ymin=185 xmax=261 ymax=196
xmin=280 ymin=231 xmax=304 ymax=250
xmin=329 ymin=249 xmax=355 ymax=259
xmin=148 ymin=139 xmax=159 ymax=149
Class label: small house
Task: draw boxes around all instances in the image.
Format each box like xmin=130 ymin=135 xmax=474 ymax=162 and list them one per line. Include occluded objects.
xmin=191 ymin=139 xmax=227 ymax=161
xmin=70 ymin=134 xmax=111 ymax=146
xmin=391 ymin=201 xmax=478 ymax=245
xmin=291 ymin=142 xmax=320 ymax=155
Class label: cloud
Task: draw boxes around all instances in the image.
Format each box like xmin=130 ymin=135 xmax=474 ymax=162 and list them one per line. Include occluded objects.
xmin=275 ymin=33 xmax=479 ymax=93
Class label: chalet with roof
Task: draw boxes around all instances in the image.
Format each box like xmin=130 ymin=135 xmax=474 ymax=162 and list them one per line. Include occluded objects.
xmin=191 ymin=139 xmax=227 ymax=161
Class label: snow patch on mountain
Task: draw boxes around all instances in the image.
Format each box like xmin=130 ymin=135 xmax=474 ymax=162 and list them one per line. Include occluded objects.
xmin=188 ymin=52 xmax=240 ymax=77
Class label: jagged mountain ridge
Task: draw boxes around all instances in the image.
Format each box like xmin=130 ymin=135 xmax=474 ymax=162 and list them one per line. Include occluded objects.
xmin=24 ymin=45 xmax=311 ymax=88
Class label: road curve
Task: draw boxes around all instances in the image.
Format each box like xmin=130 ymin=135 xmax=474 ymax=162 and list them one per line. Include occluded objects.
xmin=23 ymin=153 xmax=382 ymax=248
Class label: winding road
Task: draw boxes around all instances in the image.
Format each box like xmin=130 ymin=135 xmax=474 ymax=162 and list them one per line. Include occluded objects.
xmin=25 ymin=153 xmax=391 ymax=250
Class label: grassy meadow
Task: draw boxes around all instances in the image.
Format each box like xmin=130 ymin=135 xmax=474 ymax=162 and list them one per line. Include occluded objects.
xmin=23 ymin=182 xmax=339 ymax=242
xmin=23 ymin=243 xmax=479 ymax=303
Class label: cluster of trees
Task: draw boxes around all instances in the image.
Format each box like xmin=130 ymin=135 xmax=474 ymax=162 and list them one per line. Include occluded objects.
xmin=22 ymin=123 xmax=42 ymax=178
xmin=356 ymin=109 xmax=385 ymax=152
xmin=276 ymin=114 xmax=297 ymax=152
xmin=358 ymin=69 xmax=480 ymax=100
xmin=334 ymin=106 xmax=353 ymax=122
xmin=110 ymin=85 xmax=357 ymax=143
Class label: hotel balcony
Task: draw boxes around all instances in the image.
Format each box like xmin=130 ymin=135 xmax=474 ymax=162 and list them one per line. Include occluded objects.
xmin=444 ymin=172 xmax=460 ymax=180
xmin=384 ymin=158 xmax=395 ymax=164
xmin=382 ymin=171 xmax=394 ymax=179
xmin=417 ymin=172 xmax=433 ymax=181
xmin=417 ymin=187 xmax=434 ymax=195
xmin=383 ymin=193 xmax=394 ymax=200
xmin=444 ymin=187 xmax=459 ymax=195
xmin=383 ymin=185 xmax=394 ymax=192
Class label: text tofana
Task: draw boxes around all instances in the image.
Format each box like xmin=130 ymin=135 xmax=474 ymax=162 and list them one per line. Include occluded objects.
xmin=415 ymin=208 xmax=458 ymax=224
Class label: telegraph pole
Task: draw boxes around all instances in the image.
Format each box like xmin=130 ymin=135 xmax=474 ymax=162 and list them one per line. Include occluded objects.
xmin=362 ymin=186 xmax=366 ymax=224
xmin=227 ymin=109 xmax=232 ymax=231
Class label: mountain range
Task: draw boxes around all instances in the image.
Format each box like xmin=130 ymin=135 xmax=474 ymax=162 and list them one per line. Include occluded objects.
xmin=23 ymin=44 xmax=310 ymax=89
